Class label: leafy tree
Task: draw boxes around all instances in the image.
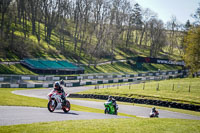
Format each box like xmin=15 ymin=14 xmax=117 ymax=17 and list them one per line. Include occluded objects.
xmin=183 ymin=26 xmax=200 ymax=74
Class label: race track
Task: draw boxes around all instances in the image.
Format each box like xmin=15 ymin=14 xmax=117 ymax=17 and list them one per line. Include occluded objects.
xmin=0 ymin=106 xmax=127 ymax=126
xmin=12 ymin=86 xmax=200 ymax=121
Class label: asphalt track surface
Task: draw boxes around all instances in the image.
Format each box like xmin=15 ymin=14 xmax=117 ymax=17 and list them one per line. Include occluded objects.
xmin=12 ymin=86 xmax=200 ymax=121
xmin=0 ymin=106 xmax=128 ymax=126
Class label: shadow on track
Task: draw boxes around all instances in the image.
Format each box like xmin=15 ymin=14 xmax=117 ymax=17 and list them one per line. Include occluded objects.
xmin=53 ymin=112 xmax=79 ymax=115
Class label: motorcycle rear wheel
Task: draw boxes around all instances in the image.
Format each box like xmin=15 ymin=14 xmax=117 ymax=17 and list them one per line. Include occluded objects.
xmin=48 ymin=100 xmax=57 ymax=112
xmin=62 ymin=100 xmax=70 ymax=113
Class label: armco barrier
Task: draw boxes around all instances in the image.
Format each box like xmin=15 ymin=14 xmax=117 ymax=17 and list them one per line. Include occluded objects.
xmin=0 ymin=83 xmax=53 ymax=88
xmin=0 ymin=70 xmax=189 ymax=82
xmin=0 ymin=70 xmax=189 ymax=88
xmin=68 ymin=94 xmax=200 ymax=112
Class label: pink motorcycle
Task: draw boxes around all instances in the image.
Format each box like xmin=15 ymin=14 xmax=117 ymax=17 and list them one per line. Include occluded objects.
xmin=47 ymin=90 xmax=70 ymax=113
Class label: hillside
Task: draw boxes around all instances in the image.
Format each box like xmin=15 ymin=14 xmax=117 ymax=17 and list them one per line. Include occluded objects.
xmin=0 ymin=19 xmax=182 ymax=61
xmin=0 ymin=18 xmax=183 ymax=74
xmin=0 ymin=0 xmax=184 ymax=74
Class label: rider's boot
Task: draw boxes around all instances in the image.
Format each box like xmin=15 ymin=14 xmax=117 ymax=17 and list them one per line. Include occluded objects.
xmin=62 ymin=98 xmax=67 ymax=106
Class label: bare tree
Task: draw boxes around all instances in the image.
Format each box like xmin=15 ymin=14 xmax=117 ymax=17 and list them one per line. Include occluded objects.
xmin=132 ymin=3 xmax=142 ymax=45
xmin=148 ymin=18 xmax=166 ymax=57
xmin=41 ymin=0 xmax=60 ymax=44
xmin=139 ymin=8 xmax=157 ymax=46
xmin=0 ymin=0 xmax=12 ymax=38
xmin=166 ymin=16 xmax=180 ymax=55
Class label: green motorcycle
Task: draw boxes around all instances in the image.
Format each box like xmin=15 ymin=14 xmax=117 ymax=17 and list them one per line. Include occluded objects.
xmin=104 ymin=101 xmax=118 ymax=115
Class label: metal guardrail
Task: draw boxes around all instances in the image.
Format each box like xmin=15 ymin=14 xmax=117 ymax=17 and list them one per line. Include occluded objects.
xmin=0 ymin=70 xmax=189 ymax=88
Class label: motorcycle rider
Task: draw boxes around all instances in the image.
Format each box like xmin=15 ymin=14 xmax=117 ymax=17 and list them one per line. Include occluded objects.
xmin=150 ymin=107 xmax=159 ymax=117
xmin=60 ymin=79 xmax=65 ymax=85
xmin=107 ymin=95 xmax=117 ymax=111
xmin=53 ymin=81 xmax=66 ymax=105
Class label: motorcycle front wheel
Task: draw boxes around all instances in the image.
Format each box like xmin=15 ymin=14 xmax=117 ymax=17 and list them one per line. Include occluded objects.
xmin=48 ymin=100 xmax=57 ymax=112
xmin=62 ymin=100 xmax=70 ymax=113
xmin=114 ymin=110 xmax=118 ymax=115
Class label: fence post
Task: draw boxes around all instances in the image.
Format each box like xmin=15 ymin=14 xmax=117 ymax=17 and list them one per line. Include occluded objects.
xmin=172 ymin=84 xmax=174 ymax=91
xmin=143 ymin=82 xmax=145 ymax=90
xmin=188 ymin=83 xmax=191 ymax=92
xmin=156 ymin=83 xmax=159 ymax=91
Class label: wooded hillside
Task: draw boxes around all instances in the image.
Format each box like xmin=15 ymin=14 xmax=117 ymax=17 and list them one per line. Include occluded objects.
xmin=0 ymin=0 xmax=194 ymax=67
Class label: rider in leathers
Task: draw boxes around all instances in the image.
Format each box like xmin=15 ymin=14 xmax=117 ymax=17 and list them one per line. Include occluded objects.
xmin=107 ymin=95 xmax=117 ymax=111
xmin=53 ymin=81 xmax=66 ymax=105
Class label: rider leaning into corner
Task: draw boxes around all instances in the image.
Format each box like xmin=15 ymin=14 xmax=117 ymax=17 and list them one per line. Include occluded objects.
xmin=53 ymin=81 xmax=66 ymax=105
xmin=107 ymin=95 xmax=117 ymax=110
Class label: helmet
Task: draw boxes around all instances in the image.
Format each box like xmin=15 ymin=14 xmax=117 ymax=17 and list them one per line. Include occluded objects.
xmin=152 ymin=107 xmax=156 ymax=110
xmin=54 ymin=81 xmax=60 ymax=88
xmin=60 ymin=79 xmax=64 ymax=85
xmin=108 ymin=95 xmax=112 ymax=99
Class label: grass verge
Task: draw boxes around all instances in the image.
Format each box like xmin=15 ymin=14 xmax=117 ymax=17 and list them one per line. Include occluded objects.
xmin=78 ymin=78 xmax=200 ymax=105
xmin=0 ymin=118 xmax=200 ymax=133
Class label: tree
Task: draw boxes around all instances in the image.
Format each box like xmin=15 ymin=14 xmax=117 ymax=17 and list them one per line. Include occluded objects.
xmin=0 ymin=0 xmax=12 ymax=38
xmin=193 ymin=3 xmax=200 ymax=25
xmin=139 ymin=8 xmax=157 ymax=46
xmin=166 ymin=16 xmax=180 ymax=55
xmin=185 ymin=20 xmax=191 ymax=31
xmin=132 ymin=3 xmax=142 ymax=45
xmin=148 ymin=18 xmax=166 ymax=58
xmin=42 ymin=0 xmax=60 ymax=44
xmin=27 ymin=0 xmax=40 ymax=35
xmin=183 ymin=26 xmax=200 ymax=74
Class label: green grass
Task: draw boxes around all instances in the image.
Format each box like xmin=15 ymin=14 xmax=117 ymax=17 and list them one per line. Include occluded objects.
xmin=0 ymin=88 xmax=48 ymax=107
xmin=78 ymin=78 xmax=200 ymax=105
xmin=0 ymin=64 xmax=36 ymax=75
xmin=83 ymin=62 xmax=181 ymax=74
xmin=1 ymin=118 xmax=200 ymax=133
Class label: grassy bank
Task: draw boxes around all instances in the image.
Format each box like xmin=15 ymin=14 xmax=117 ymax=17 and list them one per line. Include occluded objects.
xmin=0 ymin=64 xmax=36 ymax=75
xmin=1 ymin=118 xmax=200 ymax=133
xmin=84 ymin=62 xmax=181 ymax=74
xmin=78 ymin=78 xmax=200 ymax=105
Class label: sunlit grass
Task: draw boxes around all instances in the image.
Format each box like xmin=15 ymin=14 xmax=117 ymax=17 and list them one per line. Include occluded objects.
xmin=0 ymin=64 xmax=36 ymax=75
xmin=1 ymin=118 xmax=200 ymax=133
xmin=79 ymin=78 xmax=200 ymax=105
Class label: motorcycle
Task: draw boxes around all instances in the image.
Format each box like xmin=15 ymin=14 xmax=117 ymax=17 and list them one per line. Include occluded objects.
xmin=104 ymin=101 xmax=118 ymax=115
xmin=149 ymin=110 xmax=159 ymax=118
xmin=47 ymin=90 xmax=70 ymax=113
